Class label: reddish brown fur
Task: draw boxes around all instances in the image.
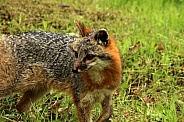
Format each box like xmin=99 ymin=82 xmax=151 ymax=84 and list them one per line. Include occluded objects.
xmin=0 ymin=35 xmax=18 ymax=97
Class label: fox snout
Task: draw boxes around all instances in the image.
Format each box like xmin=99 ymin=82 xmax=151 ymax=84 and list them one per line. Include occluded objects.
xmin=72 ymin=60 xmax=87 ymax=73
xmin=72 ymin=67 xmax=78 ymax=73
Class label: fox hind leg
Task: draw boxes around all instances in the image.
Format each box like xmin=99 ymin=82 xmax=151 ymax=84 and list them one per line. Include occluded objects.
xmin=16 ymin=86 xmax=48 ymax=112
xmin=16 ymin=65 xmax=50 ymax=112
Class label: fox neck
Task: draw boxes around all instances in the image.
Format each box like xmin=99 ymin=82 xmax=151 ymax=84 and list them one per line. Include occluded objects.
xmin=88 ymin=69 xmax=105 ymax=84
xmin=81 ymin=61 xmax=121 ymax=90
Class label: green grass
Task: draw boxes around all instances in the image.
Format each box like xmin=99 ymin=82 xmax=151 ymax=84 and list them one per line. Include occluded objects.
xmin=0 ymin=0 xmax=184 ymax=121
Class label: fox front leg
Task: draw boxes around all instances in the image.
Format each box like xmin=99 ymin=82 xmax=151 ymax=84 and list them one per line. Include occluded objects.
xmin=75 ymin=99 xmax=92 ymax=122
xmin=97 ymin=95 xmax=113 ymax=122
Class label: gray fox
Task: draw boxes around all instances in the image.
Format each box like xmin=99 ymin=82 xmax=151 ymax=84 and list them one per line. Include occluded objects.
xmin=0 ymin=21 xmax=122 ymax=122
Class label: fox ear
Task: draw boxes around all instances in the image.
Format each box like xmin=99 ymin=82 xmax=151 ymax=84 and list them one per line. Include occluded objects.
xmin=74 ymin=20 xmax=93 ymax=37
xmin=94 ymin=29 xmax=109 ymax=46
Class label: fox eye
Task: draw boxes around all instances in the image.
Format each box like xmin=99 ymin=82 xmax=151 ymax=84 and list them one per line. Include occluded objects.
xmin=86 ymin=54 xmax=95 ymax=60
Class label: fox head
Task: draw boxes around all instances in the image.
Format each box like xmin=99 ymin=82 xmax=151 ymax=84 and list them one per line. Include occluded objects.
xmin=69 ymin=21 xmax=118 ymax=73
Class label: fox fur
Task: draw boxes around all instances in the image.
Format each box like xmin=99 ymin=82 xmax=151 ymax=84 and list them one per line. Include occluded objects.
xmin=0 ymin=21 xmax=122 ymax=122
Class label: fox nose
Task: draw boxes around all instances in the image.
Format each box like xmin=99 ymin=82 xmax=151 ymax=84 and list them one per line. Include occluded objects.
xmin=72 ymin=67 xmax=78 ymax=73
xmin=73 ymin=60 xmax=81 ymax=73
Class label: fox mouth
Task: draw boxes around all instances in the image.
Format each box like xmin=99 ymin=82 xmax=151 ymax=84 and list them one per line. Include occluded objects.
xmin=72 ymin=66 xmax=92 ymax=73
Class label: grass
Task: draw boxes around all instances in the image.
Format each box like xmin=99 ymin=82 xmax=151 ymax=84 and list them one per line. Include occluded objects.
xmin=0 ymin=0 xmax=184 ymax=121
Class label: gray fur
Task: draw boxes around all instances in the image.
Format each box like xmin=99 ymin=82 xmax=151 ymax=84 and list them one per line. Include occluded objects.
xmin=7 ymin=31 xmax=77 ymax=82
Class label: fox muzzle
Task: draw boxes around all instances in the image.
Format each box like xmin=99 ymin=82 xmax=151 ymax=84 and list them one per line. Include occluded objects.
xmin=72 ymin=67 xmax=79 ymax=73
xmin=72 ymin=61 xmax=88 ymax=73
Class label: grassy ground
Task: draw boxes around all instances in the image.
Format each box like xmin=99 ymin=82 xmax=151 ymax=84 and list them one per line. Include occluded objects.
xmin=0 ymin=0 xmax=184 ymax=121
